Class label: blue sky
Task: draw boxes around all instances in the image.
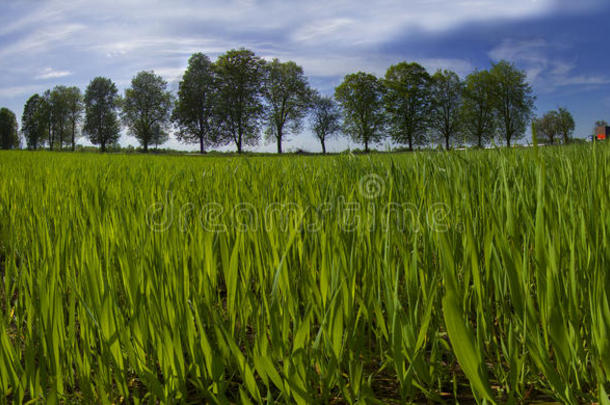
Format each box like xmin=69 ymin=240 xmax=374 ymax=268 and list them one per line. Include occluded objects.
xmin=1 ymin=0 xmax=609 ymax=152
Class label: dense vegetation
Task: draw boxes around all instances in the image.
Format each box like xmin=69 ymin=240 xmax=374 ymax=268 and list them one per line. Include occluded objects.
xmin=5 ymin=49 xmax=548 ymax=154
xmin=1 ymin=144 xmax=610 ymax=403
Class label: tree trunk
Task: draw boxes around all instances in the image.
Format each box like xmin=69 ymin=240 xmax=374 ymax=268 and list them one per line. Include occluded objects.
xmin=445 ymin=135 xmax=450 ymax=150
xmin=199 ymin=137 xmax=205 ymax=154
xmin=478 ymin=135 xmax=483 ymax=149
xmin=71 ymin=123 xmax=76 ymax=151
xmin=237 ymin=136 xmax=242 ymax=154
xmin=101 ymin=140 xmax=106 ymax=152
xmin=321 ymin=139 xmax=326 ymax=154
xmin=409 ymin=137 xmax=413 ymax=152
xmin=506 ymin=137 xmax=511 ymax=148
xmin=277 ymin=128 xmax=283 ymax=154
xmin=143 ymin=141 xmax=148 ymax=153
xmin=364 ymin=139 xmax=369 ymax=153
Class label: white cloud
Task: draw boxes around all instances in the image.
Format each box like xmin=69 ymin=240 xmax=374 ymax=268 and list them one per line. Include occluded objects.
xmin=284 ymin=0 xmax=560 ymax=46
xmin=0 ymin=0 xmax=569 ymax=59
xmin=293 ymin=18 xmax=355 ymax=43
xmin=35 ymin=67 xmax=72 ymax=80
xmin=0 ymin=85 xmax=42 ymax=98
xmin=0 ymin=23 xmax=86 ymax=58
xmin=489 ymin=39 xmax=610 ymax=92
xmin=0 ymin=0 xmax=605 ymax=150
xmin=558 ymin=75 xmax=610 ymax=87
xmin=0 ymin=0 xmax=594 ymax=85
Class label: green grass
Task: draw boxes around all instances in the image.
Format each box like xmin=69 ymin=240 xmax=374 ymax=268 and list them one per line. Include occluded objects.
xmin=1 ymin=145 xmax=609 ymax=403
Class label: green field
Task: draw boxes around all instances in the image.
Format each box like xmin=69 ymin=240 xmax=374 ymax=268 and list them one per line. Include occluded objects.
xmin=1 ymin=145 xmax=610 ymax=404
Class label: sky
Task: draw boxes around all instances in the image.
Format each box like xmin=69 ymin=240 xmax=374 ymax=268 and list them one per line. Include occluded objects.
xmin=1 ymin=0 xmax=610 ymax=152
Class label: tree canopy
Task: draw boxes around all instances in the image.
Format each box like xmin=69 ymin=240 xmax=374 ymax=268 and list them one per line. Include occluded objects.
xmin=534 ymin=111 xmax=560 ymax=145
xmin=14 ymin=50 xmax=549 ymax=153
xmin=263 ymin=59 xmax=312 ymax=154
xmin=556 ymin=107 xmax=575 ymax=144
xmin=383 ymin=62 xmax=432 ymax=150
xmin=535 ymin=107 xmax=575 ymax=145
xmin=64 ymin=86 xmax=84 ymax=151
xmin=461 ymin=69 xmax=496 ymax=148
xmin=0 ymin=108 xmax=19 ymax=150
xmin=172 ymin=53 xmax=220 ymax=153
xmin=50 ymin=86 xmax=72 ymax=150
xmin=335 ymin=72 xmax=386 ymax=152
xmin=429 ymin=69 xmax=463 ymax=150
xmin=122 ymin=71 xmax=173 ymax=151
xmin=490 ymin=61 xmax=535 ymax=148
xmin=22 ymin=94 xmax=47 ymax=150
xmin=84 ymin=77 xmax=121 ymax=152
xmin=310 ymin=91 xmax=342 ymax=154
xmin=214 ymin=48 xmax=266 ymax=153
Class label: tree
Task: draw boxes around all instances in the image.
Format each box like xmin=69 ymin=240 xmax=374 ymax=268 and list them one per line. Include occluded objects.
xmin=490 ymin=60 xmax=535 ymax=147
xmin=309 ymin=92 xmax=342 ymax=154
xmin=556 ymin=107 xmax=575 ymax=144
xmin=534 ymin=111 xmax=560 ymax=145
xmin=84 ymin=77 xmax=121 ymax=152
xmin=50 ymin=86 xmax=72 ymax=150
xmin=22 ymin=94 xmax=47 ymax=149
xmin=41 ymin=90 xmax=54 ymax=150
xmin=151 ymin=123 xmax=169 ymax=150
xmin=214 ymin=48 xmax=266 ymax=153
xmin=65 ymin=87 xmax=83 ymax=151
xmin=172 ymin=53 xmax=221 ymax=154
xmin=0 ymin=108 xmax=19 ymax=149
xmin=335 ymin=72 xmax=386 ymax=152
xmin=461 ymin=69 xmax=496 ymax=148
xmin=122 ymin=71 xmax=173 ymax=152
xmin=429 ymin=69 xmax=463 ymax=150
xmin=263 ymin=59 xmax=311 ymax=154
xmin=383 ymin=62 xmax=432 ymax=151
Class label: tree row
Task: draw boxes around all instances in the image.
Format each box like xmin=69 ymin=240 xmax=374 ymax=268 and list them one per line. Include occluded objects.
xmin=1 ymin=48 xmax=576 ymax=153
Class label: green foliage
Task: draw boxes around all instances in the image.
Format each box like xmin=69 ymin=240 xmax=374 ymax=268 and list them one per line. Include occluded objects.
xmin=22 ymin=94 xmax=47 ymax=150
xmin=1 ymin=145 xmax=610 ymax=403
xmin=39 ymin=90 xmax=54 ymax=148
xmin=490 ymin=60 xmax=535 ymax=147
xmin=84 ymin=77 xmax=121 ymax=152
xmin=557 ymin=107 xmax=575 ymax=144
xmin=49 ymin=86 xmax=72 ymax=150
xmin=309 ymin=91 xmax=342 ymax=154
xmin=172 ymin=53 xmax=220 ymax=153
xmin=534 ymin=107 xmax=576 ymax=145
xmin=0 ymin=108 xmax=19 ymax=149
xmin=263 ymin=59 xmax=312 ymax=154
xmin=534 ymin=110 xmax=560 ymax=145
xmin=19 ymin=55 xmax=540 ymax=154
xmin=430 ymin=69 xmax=463 ymax=150
xmin=335 ymin=72 xmax=386 ymax=152
xmin=214 ymin=48 xmax=266 ymax=153
xmin=122 ymin=71 xmax=173 ymax=152
xmin=461 ymin=69 xmax=496 ymax=148
xmin=383 ymin=62 xmax=432 ymax=150
xmin=64 ymin=86 xmax=84 ymax=151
